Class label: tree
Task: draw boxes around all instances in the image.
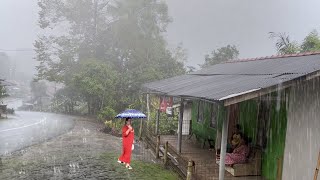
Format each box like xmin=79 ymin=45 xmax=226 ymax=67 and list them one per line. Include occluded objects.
xmin=71 ymin=60 xmax=118 ymax=115
xmin=201 ymin=45 xmax=239 ymax=68
xmin=0 ymin=52 xmax=11 ymax=79
xmin=269 ymin=32 xmax=300 ymax=55
xmin=35 ymin=0 xmax=186 ymax=116
xmin=270 ymin=30 xmax=320 ymax=55
xmin=0 ymin=85 xmax=8 ymax=100
xmin=301 ymin=30 xmax=320 ymax=52
xmin=52 ymin=85 xmax=81 ymax=114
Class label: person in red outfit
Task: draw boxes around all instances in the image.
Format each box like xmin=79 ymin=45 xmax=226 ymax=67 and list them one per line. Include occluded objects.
xmin=118 ymin=118 xmax=134 ymax=169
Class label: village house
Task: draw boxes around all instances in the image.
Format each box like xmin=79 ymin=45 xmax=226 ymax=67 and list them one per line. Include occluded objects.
xmin=143 ymin=52 xmax=320 ymax=180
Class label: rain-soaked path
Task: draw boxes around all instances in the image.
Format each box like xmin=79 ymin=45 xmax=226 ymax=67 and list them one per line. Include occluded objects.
xmin=0 ymin=99 xmax=163 ymax=179
xmin=0 ymin=116 xmax=156 ymax=180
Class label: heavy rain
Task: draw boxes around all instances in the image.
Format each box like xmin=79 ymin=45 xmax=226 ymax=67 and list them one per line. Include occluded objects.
xmin=0 ymin=0 xmax=320 ymax=180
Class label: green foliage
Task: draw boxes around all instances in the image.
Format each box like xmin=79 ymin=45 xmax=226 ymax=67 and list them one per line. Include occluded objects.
xmin=0 ymin=85 xmax=8 ymax=100
xmin=98 ymin=106 xmax=117 ymax=121
xmin=201 ymin=45 xmax=239 ymax=68
xmin=270 ymin=30 xmax=320 ymax=55
xmin=301 ymin=30 xmax=320 ymax=52
xmin=51 ymin=85 xmax=81 ymax=114
xmin=101 ymin=152 xmax=181 ymax=179
xmin=35 ymin=0 xmax=186 ymax=117
xmin=147 ymin=109 xmax=179 ymax=135
xmin=269 ymin=32 xmax=300 ymax=55
xmin=0 ymin=52 xmax=11 ymax=79
xmin=71 ymin=60 xmax=118 ymax=114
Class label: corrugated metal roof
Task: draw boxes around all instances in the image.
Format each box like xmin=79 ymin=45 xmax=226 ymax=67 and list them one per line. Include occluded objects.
xmin=192 ymin=54 xmax=320 ymax=75
xmin=143 ymin=53 xmax=320 ymax=102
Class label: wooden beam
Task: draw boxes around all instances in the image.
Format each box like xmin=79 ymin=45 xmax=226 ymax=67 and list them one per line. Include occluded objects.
xmin=224 ymin=70 xmax=320 ymax=106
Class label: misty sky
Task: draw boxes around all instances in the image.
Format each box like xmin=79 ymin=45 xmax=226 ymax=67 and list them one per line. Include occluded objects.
xmin=1 ymin=0 xmax=320 ymax=70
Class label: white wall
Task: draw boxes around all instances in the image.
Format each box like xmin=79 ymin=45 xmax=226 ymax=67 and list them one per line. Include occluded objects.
xmin=182 ymin=102 xmax=192 ymax=135
xmin=282 ymin=78 xmax=320 ymax=180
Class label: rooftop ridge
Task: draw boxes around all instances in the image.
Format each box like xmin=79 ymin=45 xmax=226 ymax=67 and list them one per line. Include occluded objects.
xmin=224 ymin=51 xmax=320 ymax=63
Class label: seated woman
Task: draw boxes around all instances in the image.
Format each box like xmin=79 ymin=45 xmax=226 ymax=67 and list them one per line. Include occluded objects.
xmin=228 ymin=124 xmax=242 ymax=153
xmin=217 ymin=134 xmax=249 ymax=166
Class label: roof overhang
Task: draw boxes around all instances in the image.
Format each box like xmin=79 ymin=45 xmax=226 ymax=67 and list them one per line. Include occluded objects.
xmin=224 ymin=69 xmax=320 ymax=106
xmin=142 ymin=53 xmax=320 ymax=106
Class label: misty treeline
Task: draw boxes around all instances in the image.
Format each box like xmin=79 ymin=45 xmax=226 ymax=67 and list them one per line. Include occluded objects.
xmin=34 ymin=0 xmax=186 ymax=119
xmin=0 ymin=52 xmax=10 ymax=79
xmin=0 ymin=53 xmax=9 ymax=100
xmin=270 ymin=30 xmax=320 ymax=55
xmin=200 ymin=29 xmax=320 ymax=68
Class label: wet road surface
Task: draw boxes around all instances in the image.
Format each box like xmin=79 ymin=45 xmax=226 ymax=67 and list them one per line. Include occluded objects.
xmin=0 ymin=111 xmax=75 ymax=156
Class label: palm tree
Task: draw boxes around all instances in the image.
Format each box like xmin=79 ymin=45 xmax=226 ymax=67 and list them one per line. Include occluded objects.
xmin=269 ymin=32 xmax=300 ymax=55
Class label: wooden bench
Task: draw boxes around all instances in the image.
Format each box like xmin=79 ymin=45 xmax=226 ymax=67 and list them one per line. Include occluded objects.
xmin=216 ymin=147 xmax=262 ymax=177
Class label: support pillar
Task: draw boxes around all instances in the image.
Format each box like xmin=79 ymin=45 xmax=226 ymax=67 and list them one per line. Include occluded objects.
xmin=219 ymin=106 xmax=230 ymax=180
xmin=178 ymin=98 xmax=184 ymax=153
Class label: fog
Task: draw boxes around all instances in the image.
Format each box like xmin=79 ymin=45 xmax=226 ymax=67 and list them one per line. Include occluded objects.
xmin=1 ymin=0 xmax=320 ymax=73
xmin=0 ymin=0 xmax=39 ymax=82
xmin=165 ymin=0 xmax=320 ymax=67
xmin=1 ymin=1 xmax=320 ymax=180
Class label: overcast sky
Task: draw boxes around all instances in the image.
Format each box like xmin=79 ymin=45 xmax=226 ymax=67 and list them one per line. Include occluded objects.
xmin=1 ymin=0 xmax=320 ymax=70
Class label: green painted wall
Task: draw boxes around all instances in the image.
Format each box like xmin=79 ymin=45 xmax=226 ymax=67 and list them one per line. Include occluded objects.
xmin=261 ymin=98 xmax=288 ymax=180
xmin=191 ymin=101 xmax=222 ymax=144
xmin=236 ymin=97 xmax=288 ymax=180
xmin=191 ymin=96 xmax=288 ymax=180
xmin=239 ymin=100 xmax=259 ymax=144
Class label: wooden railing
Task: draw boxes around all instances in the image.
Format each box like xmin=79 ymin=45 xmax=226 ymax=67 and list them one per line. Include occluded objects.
xmin=141 ymin=121 xmax=195 ymax=179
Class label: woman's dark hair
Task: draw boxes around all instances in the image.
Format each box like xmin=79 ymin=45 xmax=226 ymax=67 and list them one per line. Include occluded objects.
xmin=241 ymin=135 xmax=251 ymax=145
xmin=125 ymin=118 xmax=131 ymax=124
xmin=235 ymin=124 xmax=241 ymax=130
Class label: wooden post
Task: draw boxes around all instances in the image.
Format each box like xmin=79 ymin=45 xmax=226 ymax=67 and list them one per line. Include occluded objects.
xmin=314 ymin=151 xmax=320 ymax=180
xmin=178 ymin=99 xmax=184 ymax=153
xmin=155 ymin=109 xmax=160 ymax=135
xmin=139 ymin=118 xmax=143 ymax=140
xmin=147 ymin=94 xmax=150 ymax=123
xmin=156 ymin=135 xmax=160 ymax=159
xmin=219 ymin=106 xmax=230 ymax=180
xmin=186 ymin=160 xmax=194 ymax=180
xmin=164 ymin=141 xmax=169 ymax=166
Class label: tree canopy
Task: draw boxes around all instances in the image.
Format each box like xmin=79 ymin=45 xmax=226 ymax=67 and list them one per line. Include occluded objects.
xmin=201 ymin=45 xmax=239 ymax=68
xmin=270 ymin=30 xmax=320 ymax=55
xmin=0 ymin=52 xmax=11 ymax=79
xmin=35 ymin=0 xmax=186 ymax=117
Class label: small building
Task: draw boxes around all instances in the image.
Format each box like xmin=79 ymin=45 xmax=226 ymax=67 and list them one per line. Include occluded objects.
xmin=143 ymin=52 xmax=320 ymax=180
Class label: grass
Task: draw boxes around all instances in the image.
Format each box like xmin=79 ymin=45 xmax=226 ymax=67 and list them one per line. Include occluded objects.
xmin=100 ymin=152 xmax=181 ymax=180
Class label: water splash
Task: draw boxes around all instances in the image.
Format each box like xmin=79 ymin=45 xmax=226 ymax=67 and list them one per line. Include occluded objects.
xmin=69 ymin=162 xmax=80 ymax=173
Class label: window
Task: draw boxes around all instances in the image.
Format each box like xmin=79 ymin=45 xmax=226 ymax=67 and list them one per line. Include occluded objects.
xmin=197 ymin=101 xmax=204 ymax=123
xmin=210 ymin=104 xmax=218 ymax=128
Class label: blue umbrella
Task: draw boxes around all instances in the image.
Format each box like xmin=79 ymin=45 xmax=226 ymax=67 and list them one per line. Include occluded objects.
xmin=115 ymin=109 xmax=146 ymax=118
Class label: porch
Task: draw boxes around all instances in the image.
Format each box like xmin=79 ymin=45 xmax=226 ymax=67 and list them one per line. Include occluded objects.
xmin=160 ymin=135 xmax=263 ymax=180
